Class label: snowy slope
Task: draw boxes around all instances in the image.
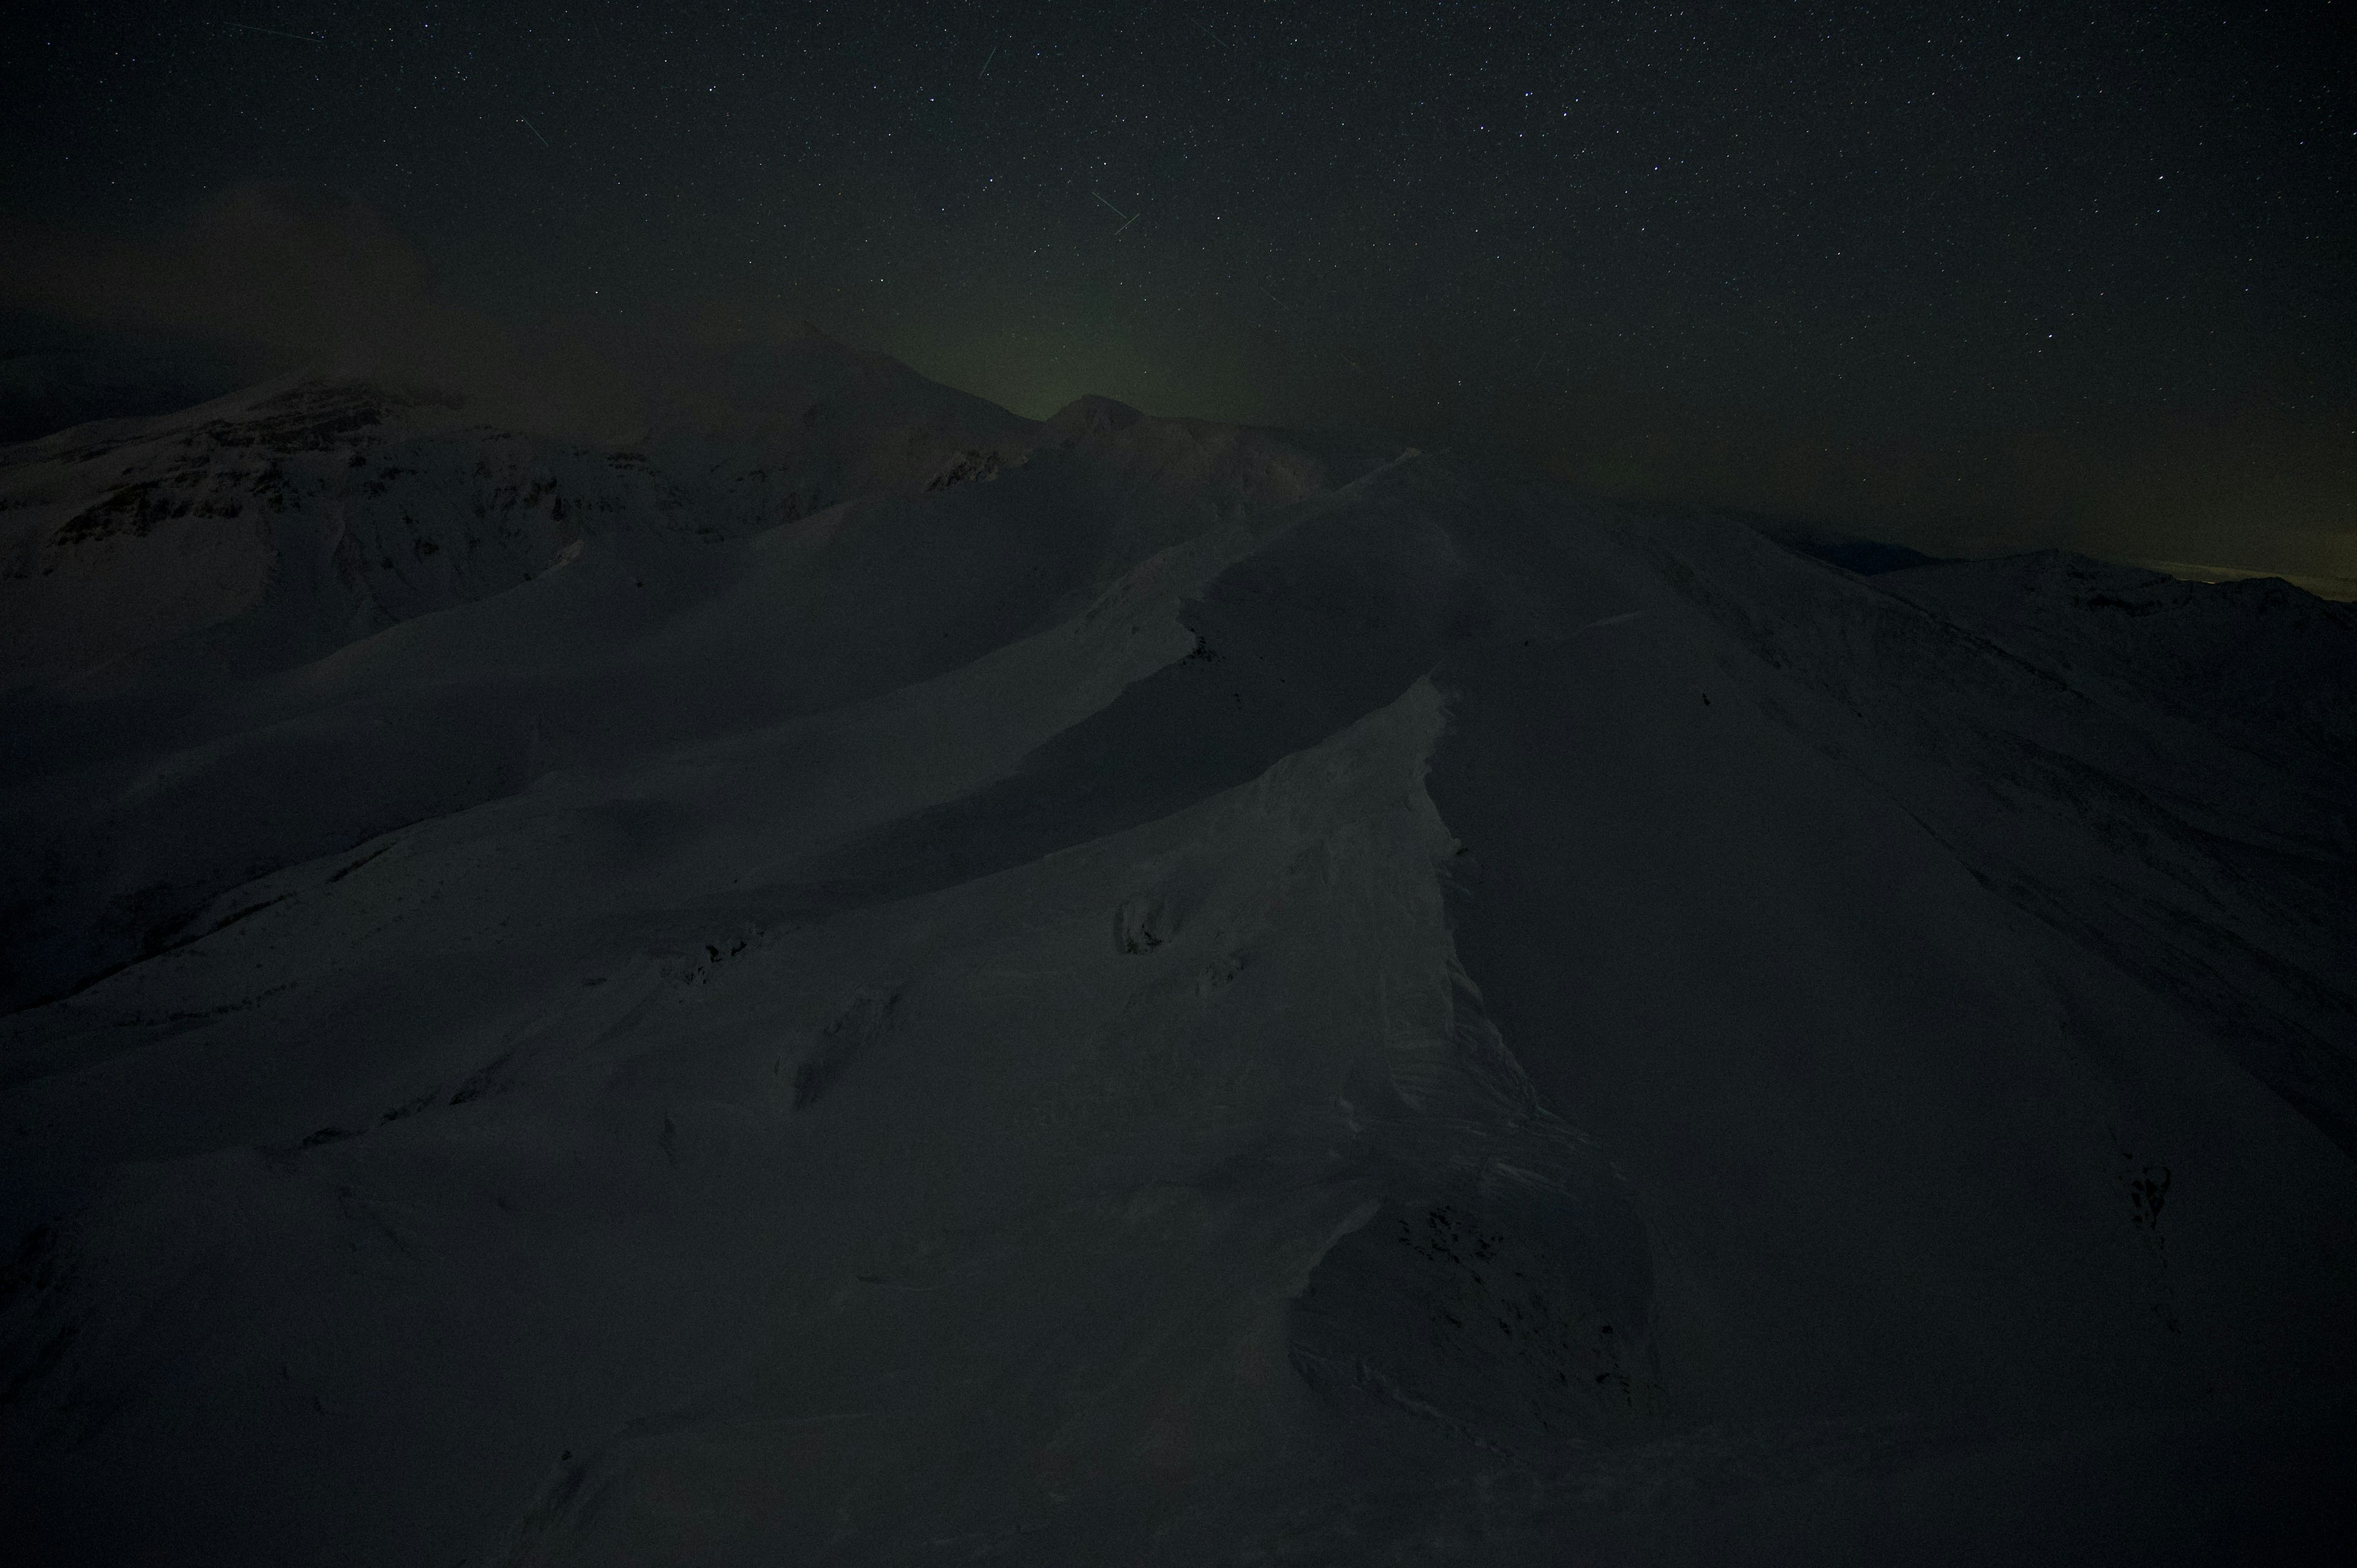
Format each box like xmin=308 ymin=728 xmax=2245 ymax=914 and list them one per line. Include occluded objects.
xmin=1 ymin=350 xmax=2353 ymax=1566
xmin=0 ymin=345 xmax=1360 ymax=1016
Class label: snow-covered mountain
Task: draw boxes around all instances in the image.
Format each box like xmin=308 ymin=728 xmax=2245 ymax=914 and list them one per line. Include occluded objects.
xmin=2 ymin=335 xmax=2351 ymax=1566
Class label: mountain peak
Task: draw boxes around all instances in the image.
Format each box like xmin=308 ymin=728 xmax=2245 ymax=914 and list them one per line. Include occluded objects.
xmin=1045 ymin=393 xmax=1147 ymax=438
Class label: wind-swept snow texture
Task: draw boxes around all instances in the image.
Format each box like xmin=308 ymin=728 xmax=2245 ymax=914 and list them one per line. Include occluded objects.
xmin=3 ymin=343 xmax=2353 ymax=1566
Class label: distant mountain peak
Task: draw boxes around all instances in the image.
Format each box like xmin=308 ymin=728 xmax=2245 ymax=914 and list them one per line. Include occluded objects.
xmin=1046 ymin=393 xmax=1147 ymax=438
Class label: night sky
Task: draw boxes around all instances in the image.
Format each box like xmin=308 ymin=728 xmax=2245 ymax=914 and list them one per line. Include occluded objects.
xmin=3 ymin=1 xmax=2352 ymax=575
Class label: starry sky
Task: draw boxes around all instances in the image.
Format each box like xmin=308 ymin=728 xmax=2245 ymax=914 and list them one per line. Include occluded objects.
xmin=2 ymin=1 xmax=2352 ymax=575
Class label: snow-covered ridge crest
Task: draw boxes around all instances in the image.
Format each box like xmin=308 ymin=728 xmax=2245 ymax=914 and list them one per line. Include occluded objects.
xmin=2 ymin=350 xmax=2353 ymax=1564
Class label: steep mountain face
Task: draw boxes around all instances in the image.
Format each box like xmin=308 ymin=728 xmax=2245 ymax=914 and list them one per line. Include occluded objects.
xmin=1 ymin=346 xmax=2351 ymax=1567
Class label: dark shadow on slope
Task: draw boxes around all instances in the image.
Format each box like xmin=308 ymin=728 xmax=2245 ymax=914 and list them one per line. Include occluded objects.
xmin=0 ymin=436 xmax=1234 ymax=1013
xmin=1619 ymin=517 xmax=2357 ymax=1165
xmin=779 ymin=460 xmax=1623 ymax=918
xmin=1727 ymin=511 xmax=1952 ymax=576
xmin=1877 ymin=550 xmax=2357 ymax=790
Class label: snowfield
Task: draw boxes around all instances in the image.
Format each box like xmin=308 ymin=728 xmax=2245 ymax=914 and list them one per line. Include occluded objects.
xmin=2 ymin=337 xmax=2353 ymax=1565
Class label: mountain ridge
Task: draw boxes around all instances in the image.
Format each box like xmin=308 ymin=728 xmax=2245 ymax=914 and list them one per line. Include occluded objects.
xmin=2 ymin=346 xmax=2352 ymax=1564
